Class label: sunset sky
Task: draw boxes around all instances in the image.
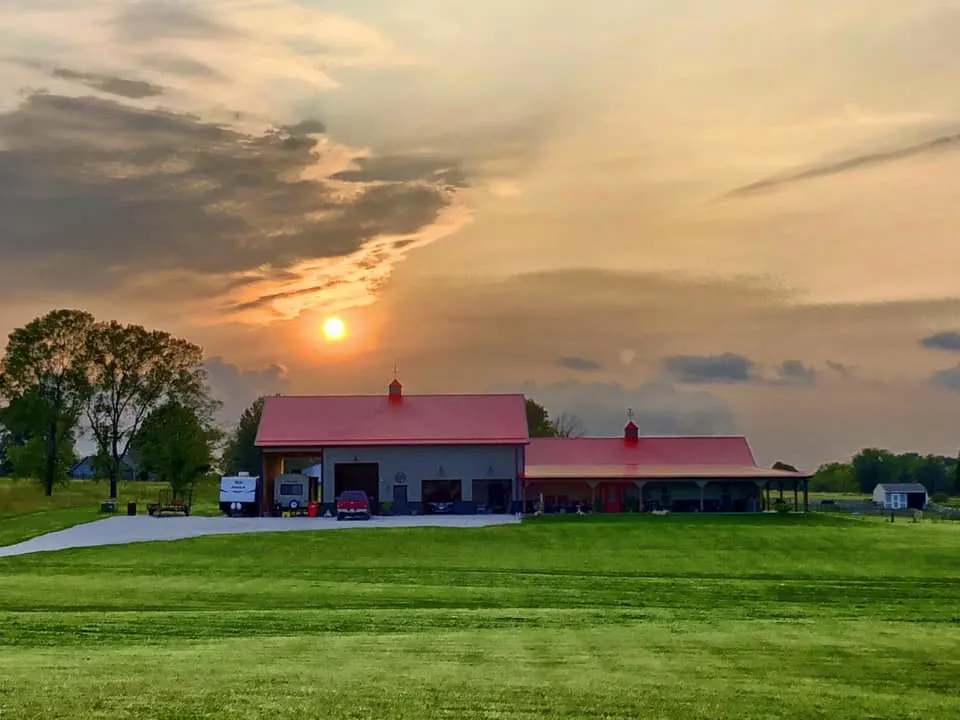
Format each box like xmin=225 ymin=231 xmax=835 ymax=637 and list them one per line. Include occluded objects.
xmin=2 ymin=0 xmax=960 ymax=468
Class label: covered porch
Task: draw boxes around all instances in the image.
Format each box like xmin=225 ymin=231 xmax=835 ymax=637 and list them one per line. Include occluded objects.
xmin=521 ymin=464 xmax=810 ymax=513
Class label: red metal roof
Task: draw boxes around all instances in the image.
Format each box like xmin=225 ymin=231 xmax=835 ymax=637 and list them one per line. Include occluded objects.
xmin=523 ymin=464 xmax=810 ymax=480
xmin=526 ymin=436 xmax=758 ymax=467
xmin=255 ymin=393 xmax=529 ymax=448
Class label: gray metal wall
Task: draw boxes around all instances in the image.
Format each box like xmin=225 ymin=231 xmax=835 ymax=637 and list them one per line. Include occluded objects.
xmin=321 ymin=444 xmax=523 ymax=504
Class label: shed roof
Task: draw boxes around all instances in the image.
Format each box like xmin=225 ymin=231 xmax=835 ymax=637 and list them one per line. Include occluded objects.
xmin=876 ymin=483 xmax=928 ymax=493
xmin=255 ymin=393 xmax=529 ymax=448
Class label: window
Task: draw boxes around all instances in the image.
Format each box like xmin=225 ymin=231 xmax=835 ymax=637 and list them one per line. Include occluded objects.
xmin=279 ymin=483 xmax=304 ymax=496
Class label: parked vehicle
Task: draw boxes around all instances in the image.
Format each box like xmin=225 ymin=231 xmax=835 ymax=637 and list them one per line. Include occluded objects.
xmin=219 ymin=474 xmax=260 ymax=517
xmin=274 ymin=474 xmax=310 ymax=514
xmin=337 ymin=490 xmax=371 ymax=521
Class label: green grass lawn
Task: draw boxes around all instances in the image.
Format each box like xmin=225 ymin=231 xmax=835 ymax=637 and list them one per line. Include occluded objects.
xmin=0 ymin=477 xmax=222 ymax=545
xmin=0 ymin=513 xmax=958 ymax=719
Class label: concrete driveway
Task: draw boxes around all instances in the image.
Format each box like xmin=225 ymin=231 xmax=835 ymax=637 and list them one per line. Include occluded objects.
xmin=0 ymin=514 xmax=520 ymax=558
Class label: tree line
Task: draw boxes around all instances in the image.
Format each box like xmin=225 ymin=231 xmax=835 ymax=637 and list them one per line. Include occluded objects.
xmin=811 ymin=448 xmax=960 ymax=497
xmin=0 ymin=309 xmax=218 ymax=499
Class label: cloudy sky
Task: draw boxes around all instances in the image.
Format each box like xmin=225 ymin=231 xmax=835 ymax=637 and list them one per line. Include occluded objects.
xmin=2 ymin=0 xmax=960 ymax=468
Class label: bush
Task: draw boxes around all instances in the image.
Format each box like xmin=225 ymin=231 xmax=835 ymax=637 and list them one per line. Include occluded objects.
xmin=931 ymin=492 xmax=949 ymax=505
xmin=773 ymin=499 xmax=792 ymax=514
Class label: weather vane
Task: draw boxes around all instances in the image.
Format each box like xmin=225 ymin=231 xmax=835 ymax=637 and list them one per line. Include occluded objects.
xmin=627 ymin=408 xmax=634 ymax=421
xmin=393 ymin=362 xmax=399 ymax=380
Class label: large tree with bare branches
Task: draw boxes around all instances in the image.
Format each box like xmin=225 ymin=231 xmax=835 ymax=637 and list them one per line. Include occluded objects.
xmin=553 ymin=412 xmax=586 ymax=438
xmin=84 ymin=321 xmax=212 ymax=499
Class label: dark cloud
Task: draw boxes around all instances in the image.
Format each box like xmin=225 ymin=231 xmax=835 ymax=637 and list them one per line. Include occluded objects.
xmin=204 ymin=357 xmax=289 ymax=424
xmin=557 ymin=356 xmax=602 ymax=372
xmin=921 ymin=331 xmax=960 ymax=351
xmin=775 ymin=360 xmax=817 ymax=386
xmin=662 ymin=353 xmax=755 ymax=384
xmin=113 ymin=2 xmax=241 ymax=42
xmin=510 ymin=379 xmax=737 ymax=436
xmin=50 ymin=67 xmax=164 ymax=99
xmin=0 ymin=92 xmax=464 ymax=296
xmin=725 ymin=130 xmax=960 ymax=198
xmin=826 ymin=360 xmax=853 ymax=376
xmin=333 ymin=155 xmax=468 ymax=186
xmin=283 ymin=119 xmax=326 ymax=135
xmin=228 ymin=282 xmax=342 ymax=313
xmin=141 ymin=54 xmax=225 ymax=80
xmin=929 ymin=365 xmax=960 ymax=393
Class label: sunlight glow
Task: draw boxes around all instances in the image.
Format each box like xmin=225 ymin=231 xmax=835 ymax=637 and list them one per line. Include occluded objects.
xmin=322 ymin=316 xmax=346 ymax=341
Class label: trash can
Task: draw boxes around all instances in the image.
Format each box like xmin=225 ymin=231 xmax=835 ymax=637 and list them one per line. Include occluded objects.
xmin=127 ymin=502 xmax=137 ymax=516
xmin=307 ymin=502 xmax=319 ymax=518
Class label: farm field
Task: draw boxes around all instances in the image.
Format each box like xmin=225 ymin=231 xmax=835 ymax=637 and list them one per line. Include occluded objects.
xmin=0 ymin=514 xmax=958 ymax=719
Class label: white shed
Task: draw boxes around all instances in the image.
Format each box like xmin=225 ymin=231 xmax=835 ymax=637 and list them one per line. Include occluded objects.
xmin=872 ymin=483 xmax=928 ymax=510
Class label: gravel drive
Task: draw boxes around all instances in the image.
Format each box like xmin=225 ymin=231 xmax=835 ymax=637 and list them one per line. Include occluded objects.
xmin=0 ymin=514 xmax=521 ymax=558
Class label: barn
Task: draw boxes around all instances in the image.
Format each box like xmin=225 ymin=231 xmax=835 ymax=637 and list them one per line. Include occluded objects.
xmin=522 ymin=420 xmax=811 ymax=513
xmin=254 ymin=380 xmax=528 ymax=516
xmin=254 ymin=380 xmax=811 ymax=516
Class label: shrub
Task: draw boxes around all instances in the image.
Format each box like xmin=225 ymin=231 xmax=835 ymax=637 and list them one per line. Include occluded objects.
xmin=931 ymin=492 xmax=949 ymax=505
xmin=773 ymin=499 xmax=792 ymax=514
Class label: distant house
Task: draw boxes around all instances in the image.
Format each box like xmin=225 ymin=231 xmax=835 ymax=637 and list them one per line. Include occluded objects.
xmin=69 ymin=453 xmax=142 ymax=481
xmin=872 ymin=483 xmax=928 ymax=510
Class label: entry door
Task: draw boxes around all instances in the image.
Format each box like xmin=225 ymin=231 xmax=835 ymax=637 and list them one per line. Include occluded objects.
xmin=393 ymin=485 xmax=409 ymax=515
xmin=603 ymin=485 xmax=623 ymax=513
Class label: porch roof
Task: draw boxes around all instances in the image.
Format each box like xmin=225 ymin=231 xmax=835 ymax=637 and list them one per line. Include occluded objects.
xmin=522 ymin=464 xmax=811 ymax=480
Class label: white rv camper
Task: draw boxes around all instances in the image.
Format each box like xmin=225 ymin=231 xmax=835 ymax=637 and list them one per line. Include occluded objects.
xmin=219 ymin=472 xmax=260 ymax=517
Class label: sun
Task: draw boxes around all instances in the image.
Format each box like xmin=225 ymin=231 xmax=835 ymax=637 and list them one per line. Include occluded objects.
xmin=322 ymin=316 xmax=346 ymax=341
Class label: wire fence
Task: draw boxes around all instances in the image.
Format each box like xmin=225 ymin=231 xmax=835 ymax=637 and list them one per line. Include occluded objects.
xmin=815 ymin=498 xmax=960 ymax=521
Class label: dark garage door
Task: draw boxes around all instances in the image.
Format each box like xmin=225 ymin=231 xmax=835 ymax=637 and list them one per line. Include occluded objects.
xmin=422 ymin=479 xmax=461 ymax=513
xmin=335 ymin=463 xmax=380 ymax=509
xmin=472 ymin=479 xmax=511 ymax=513
xmin=906 ymin=492 xmax=926 ymax=510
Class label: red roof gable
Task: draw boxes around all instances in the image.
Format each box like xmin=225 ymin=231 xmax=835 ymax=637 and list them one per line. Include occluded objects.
xmin=525 ymin=436 xmax=757 ymax=467
xmin=255 ymin=393 xmax=529 ymax=448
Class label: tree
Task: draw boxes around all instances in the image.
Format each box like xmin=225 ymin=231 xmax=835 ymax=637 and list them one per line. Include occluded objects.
xmin=84 ymin=321 xmax=212 ymax=499
xmin=1 ymin=387 xmax=78 ymax=487
xmin=553 ymin=412 xmax=586 ymax=438
xmin=222 ymin=396 xmax=266 ymax=475
xmin=133 ymin=401 xmax=218 ymax=499
xmin=525 ymin=398 xmax=557 ymax=438
xmin=0 ymin=310 xmax=93 ymax=495
xmin=0 ymin=418 xmax=10 ymax=476
xmin=912 ymin=454 xmax=949 ymax=495
xmin=851 ymin=448 xmax=898 ymax=493
xmin=954 ymin=451 xmax=960 ymax=494
xmin=809 ymin=461 xmax=858 ymax=493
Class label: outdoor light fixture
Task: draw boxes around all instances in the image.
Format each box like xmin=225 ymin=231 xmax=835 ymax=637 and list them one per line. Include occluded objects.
xmin=438 ymin=465 xmax=445 ymax=477
xmin=487 ymin=466 xmax=495 ymax=477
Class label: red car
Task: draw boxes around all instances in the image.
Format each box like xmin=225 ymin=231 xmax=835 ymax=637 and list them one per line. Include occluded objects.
xmin=336 ymin=490 xmax=371 ymax=521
